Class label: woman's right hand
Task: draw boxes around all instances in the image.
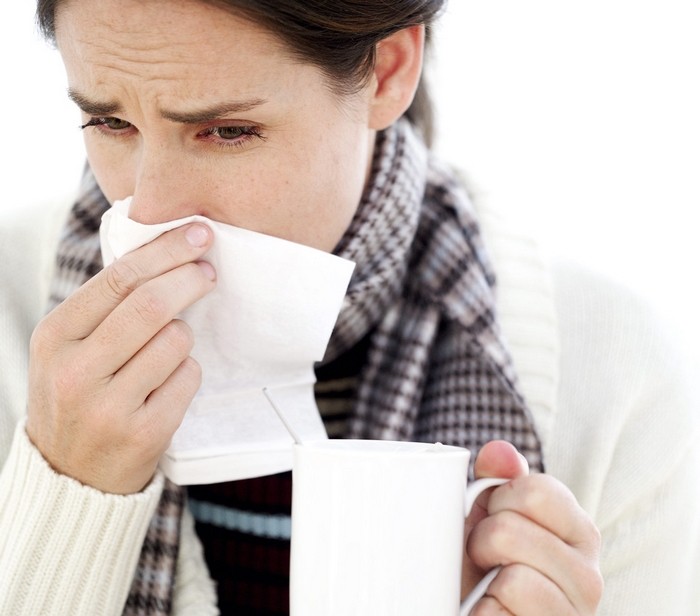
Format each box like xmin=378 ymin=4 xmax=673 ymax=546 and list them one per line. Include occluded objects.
xmin=25 ymin=222 xmax=216 ymax=495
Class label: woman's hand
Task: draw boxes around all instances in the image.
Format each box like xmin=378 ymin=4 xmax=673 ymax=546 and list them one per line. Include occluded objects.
xmin=462 ymin=441 xmax=603 ymax=615
xmin=25 ymin=223 xmax=216 ymax=495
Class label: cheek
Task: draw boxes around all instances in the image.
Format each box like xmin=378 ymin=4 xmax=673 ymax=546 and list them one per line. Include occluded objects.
xmin=265 ymin=131 xmax=368 ymax=250
xmin=205 ymin=125 xmax=368 ymax=250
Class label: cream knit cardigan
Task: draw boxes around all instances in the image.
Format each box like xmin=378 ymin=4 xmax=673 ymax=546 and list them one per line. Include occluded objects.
xmin=1 ymin=197 xmax=698 ymax=615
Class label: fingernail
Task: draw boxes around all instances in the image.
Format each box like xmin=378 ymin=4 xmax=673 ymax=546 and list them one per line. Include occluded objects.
xmin=198 ymin=261 xmax=216 ymax=281
xmin=186 ymin=224 xmax=210 ymax=247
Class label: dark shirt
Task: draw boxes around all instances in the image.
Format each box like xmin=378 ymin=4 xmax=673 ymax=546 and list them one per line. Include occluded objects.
xmin=187 ymin=333 xmax=372 ymax=615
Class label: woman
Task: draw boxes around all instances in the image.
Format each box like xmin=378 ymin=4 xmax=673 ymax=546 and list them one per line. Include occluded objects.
xmin=0 ymin=0 xmax=697 ymax=614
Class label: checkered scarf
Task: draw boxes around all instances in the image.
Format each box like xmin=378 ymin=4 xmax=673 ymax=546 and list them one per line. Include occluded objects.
xmin=48 ymin=119 xmax=542 ymax=614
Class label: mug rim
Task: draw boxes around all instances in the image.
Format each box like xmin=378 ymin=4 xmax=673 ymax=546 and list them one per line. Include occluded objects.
xmin=294 ymin=439 xmax=469 ymax=458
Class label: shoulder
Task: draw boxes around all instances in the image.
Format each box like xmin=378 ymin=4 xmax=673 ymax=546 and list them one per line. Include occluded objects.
xmin=548 ymin=257 xmax=699 ymax=509
xmin=473 ymin=196 xmax=699 ymax=507
xmin=550 ymin=255 xmax=697 ymax=417
xmin=550 ymin=254 xmax=697 ymax=432
xmin=550 ymin=256 xmax=683 ymax=382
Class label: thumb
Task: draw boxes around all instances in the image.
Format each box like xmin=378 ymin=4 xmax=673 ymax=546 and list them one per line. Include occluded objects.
xmin=465 ymin=440 xmax=529 ymax=533
xmin=461 ymin=441 xmax=529 ymax=598
xmin=475 ymin=439 xmax=529 ymax=480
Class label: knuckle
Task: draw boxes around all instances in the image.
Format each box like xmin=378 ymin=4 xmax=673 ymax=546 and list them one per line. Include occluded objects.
xmin=589 ymin=517 xmax=603 ymax=551
xmin=572 ymin=506 xmax=602 ymax=556
xmin=577 ymin=514 xmax=603 ymax=561
xmin=582 ymin=565 xmax=605 ymax=606
xmin=131 ymin=289 xmax=168 ymax=325
xmin=468 ymin=512 xmax=519 ymax=570
xmin=105 ymin=259 xmax=143 ymax=299
xmin=29 ymin=317 xmax=57 ymax=357
xmin=490 ymin=564 xmax=523 ymax=601
xmin=161 ymin=320 xmax=194 ymax=355
xmin=181 ymin=356 xmax=203 ymax=388
xmin=487 ymin=564 xmax=541 ymax=614
xmin=30 ymin=312 xmax=71 ymax=359
xmin=484 ymin=512 xmax=518 ymax=556
xmin=162 ymin=236 xmax=186 ymax=266
xmin=520 ymin=473 xmax=558 ymax=513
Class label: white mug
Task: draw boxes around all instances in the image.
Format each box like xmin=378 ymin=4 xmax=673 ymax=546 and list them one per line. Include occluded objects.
xmin=289 ymin=440 xmax=508 ymax=615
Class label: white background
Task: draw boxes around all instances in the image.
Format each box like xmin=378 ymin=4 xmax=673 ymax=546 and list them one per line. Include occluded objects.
xmin=1 ymin=1 xmax=699 ymax=363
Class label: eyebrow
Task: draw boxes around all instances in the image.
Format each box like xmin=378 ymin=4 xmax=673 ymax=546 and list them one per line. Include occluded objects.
xmin=67 ymin=88 xmax=267 ymax=123
xmin=68 ymin=88 xmax=121 ymax=116
xmin=161 ymin=99 xmax=267 ymax=123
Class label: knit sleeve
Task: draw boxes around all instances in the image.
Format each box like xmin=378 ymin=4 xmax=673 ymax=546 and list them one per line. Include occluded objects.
xmin=549 ymin=259 xmax=700 ymax=615
xmin=0 ymin=421 xmax=165 ymax=615
xmin=0 ymin=199 xmax=175 ymax=614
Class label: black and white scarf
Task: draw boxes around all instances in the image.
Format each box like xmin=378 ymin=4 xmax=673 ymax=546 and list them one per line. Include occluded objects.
xmin=49 ymin=119 xmax=543 ymax=615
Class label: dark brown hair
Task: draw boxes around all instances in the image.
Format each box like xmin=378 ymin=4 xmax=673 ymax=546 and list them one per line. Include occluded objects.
xmin=36 ymin=0 xmax=446 ymax=143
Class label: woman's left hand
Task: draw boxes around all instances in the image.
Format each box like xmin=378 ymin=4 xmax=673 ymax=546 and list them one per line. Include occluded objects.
xmin=462 ymin=441 xmax=603 ymax=615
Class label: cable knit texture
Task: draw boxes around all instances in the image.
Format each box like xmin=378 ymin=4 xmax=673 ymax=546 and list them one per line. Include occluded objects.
xmin=0 ymin=422 xmax=163 ymax=614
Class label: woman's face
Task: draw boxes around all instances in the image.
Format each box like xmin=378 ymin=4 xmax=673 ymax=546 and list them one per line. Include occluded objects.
xmin=55 ymin=0 xmax=376 ymax=251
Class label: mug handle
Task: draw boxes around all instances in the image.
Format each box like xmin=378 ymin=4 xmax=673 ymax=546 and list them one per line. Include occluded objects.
xmin=459 ymin=477 xmax=509 ymax=616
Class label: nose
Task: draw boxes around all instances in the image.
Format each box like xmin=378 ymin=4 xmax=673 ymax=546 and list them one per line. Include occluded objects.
xmin=127 ymin=145 xmax=203 ymax=224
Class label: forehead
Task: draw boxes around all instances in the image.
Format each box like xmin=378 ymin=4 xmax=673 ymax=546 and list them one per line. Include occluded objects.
xmin=54 ymin=0 xmax=296 ymax=91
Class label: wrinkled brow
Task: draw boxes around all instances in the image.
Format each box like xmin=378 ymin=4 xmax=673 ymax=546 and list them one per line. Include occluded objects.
xmin=67 ymin=88 xmax=267 ymax=122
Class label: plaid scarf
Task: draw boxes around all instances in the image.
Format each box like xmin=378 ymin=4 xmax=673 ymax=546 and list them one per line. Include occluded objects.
xmin=48 ymin=119 xmax=543 ymax=614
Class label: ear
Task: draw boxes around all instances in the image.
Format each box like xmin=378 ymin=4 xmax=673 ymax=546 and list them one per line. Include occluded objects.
xmin=368 ymin=25 xmax=425 ymax=131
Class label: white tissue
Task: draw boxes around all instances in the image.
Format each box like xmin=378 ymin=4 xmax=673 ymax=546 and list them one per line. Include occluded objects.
xmin=99 ymin=198 xmax=355 ymax=485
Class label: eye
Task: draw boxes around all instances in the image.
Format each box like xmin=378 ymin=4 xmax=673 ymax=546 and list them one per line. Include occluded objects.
xmin=197 ymin=124 xmax=265 ymax=149
xmin=80 ymin=117 xmax=133 ymax=132
xmin=213 ymin=126 xmax=249 ymax=140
